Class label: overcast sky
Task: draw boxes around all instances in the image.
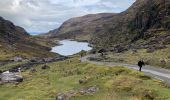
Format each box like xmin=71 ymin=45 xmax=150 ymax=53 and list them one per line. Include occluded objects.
xmin=0 ymin=0 xmax=135 ymax=34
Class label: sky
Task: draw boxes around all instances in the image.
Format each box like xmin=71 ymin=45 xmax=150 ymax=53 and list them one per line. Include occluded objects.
xmin=0 ymin=0 xmax=136 ymax=34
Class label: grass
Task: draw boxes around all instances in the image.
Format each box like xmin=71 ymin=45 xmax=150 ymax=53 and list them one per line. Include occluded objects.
xmin=99 ymin=45 xmax=170 ymax=69
xmin=0 ymin=61 xmax=27 ymax=71
xmin=0 ymin=39 xmax=59 ymax=61
xmin=0 ymin=58 xmax=170 ymax=100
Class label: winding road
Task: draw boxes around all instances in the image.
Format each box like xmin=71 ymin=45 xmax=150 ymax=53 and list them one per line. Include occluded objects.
xmin=81 ymin=54 xmax=170 ymax=85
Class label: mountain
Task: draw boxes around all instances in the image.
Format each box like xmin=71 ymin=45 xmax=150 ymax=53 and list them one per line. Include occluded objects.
xmin=47 ymin=0 xmax=170 ymax=51
xmin=46 ymin=13 xmax=115 ymax=41
xmin=91 ymin=0 xmax=170 ymax=49
xmin=0 ymin=17 xmax=56 ymax=60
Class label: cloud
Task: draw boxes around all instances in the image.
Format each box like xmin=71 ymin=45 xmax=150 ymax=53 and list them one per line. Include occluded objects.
xmin=0 ymin=0 xmax=135 ymax=34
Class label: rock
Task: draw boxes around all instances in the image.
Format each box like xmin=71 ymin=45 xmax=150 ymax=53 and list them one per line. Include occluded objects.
xmin=79 ymin=77 xmax=89 ymax=84
xmin=30 ymin=68 xmax=37 ymax=73
xmin=30 ymin=57 xmax=42 ymax=63
xmin=10 ymin=56 xmax=23 ymax=62
xmin=98 ymin=49 xmax=107 ymax=53
xmin=0 ymin=70 xmax=2 ymax=74
xmin=56 ymin=86 xmax=99 ymax=100
xmin=146 ymin=47 xmax=155 ymax=53
xmin=9 ymin=68 xmax=20 ymax=73
xmin=160 ymin=59 xmax=166 ymax=66
xmin=41 ymin=65 xmax=50 ymax=69
xmin=43 ymin=57 xmax=54 ymax=62
xmin=56 ymin=93 xmax=67 ymax=100
xmin=79 ymin=79 xmax=85 ymax=84
xmin=132 ymin=49 xmax=137 ymax=53
xmin=56 ymin=91 xmax=77 ymax=100
xmin=0 ymin=72 xmax=23 ymax=83
xmin=112 ymin=45 xmax=127 ymax=53
xmin=89 ymin=49 xmax=97 ymax=54
xmin=79 ymin=86 xmax=99 ymax=95
xmin=155 ymin=44 xmax=166 ymax=49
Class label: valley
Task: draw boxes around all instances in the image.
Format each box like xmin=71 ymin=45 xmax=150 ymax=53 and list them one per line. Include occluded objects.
xmin=0 ymin=0 xmax=170 ymax=100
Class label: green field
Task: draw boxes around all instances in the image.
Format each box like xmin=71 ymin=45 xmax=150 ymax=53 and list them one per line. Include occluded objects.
xmin=0 ymin=58 xmax=170 ymax=100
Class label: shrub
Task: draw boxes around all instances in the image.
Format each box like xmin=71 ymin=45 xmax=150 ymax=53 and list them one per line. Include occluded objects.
xmin=132 ymin=86 xmax=158 ymax=100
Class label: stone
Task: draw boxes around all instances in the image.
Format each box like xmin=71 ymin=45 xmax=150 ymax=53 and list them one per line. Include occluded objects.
xmin=0 ymin=70 xmax=2 ymax=74
xmin=79 ymin=86 xmax=99 ymax=95
xmin=41 ymin=65 xmax=50 ymax=69
xmin=10 ymin=56 xmax=23 ymax=62
xmin=30 ymin=57 xmax=42 ymax=63
xmin=56 ymin=86 xmax=99 ymax=100
xmin=9 ymin=68 xmax=20 ymax=73
xmin=30 ymin=68 xmax=37 ymax=73
xmin=160 ymin=59 xmax=166 ymax=66
xmin=112 ymin=45 xmax=127 ymax=53
xmin=56 ymin=93 xmax=67 ymax=100
xmin=132 ymin=49 xmax=137 ymax=53
xmin=43 ymin=58 xmax=54 ymax=62
xmin=146 ymin=47 xmax=155 ymax=53
xmin=98 ymin=49 xmax=107 ymax=53
xmin=79 ymin=79 xmax=84 ymax=84
xmin=79 ymin=76 xmax=89 ymax=84
xmin=0 ymin=72 xmax=23 ymax=83
xmin=89 ymin=49 xmax=97 ymax=54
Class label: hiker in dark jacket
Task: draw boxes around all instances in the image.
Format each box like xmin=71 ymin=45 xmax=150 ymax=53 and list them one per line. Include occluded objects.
xmin=138 ymin=60 xmax=145 ymax=71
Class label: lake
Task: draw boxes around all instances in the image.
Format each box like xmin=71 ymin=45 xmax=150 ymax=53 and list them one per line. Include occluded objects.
xmin=51 ymin=40 xmax=92 ymax=56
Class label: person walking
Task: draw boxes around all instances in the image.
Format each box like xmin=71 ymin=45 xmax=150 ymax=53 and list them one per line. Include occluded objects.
xmin=138 ymin=59 xmax=145 ymax=71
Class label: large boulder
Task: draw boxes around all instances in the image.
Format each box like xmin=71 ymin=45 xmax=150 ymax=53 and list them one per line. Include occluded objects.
xmin=0 ymin=72 xmax=23 ymax=83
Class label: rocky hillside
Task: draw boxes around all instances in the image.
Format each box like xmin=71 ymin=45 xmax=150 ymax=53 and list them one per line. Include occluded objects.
xmin=0 ymin=17 xmax=57 ymax=60
xmin=91 ymin=0 xmax=170 ymax=50
xmin=46 ymin=13 xmax=115 ymax=41
xmin=47 ymin=0 xmax=170 ymax=51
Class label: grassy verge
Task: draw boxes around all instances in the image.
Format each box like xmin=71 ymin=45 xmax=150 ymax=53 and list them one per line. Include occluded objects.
xmin=96 ymin=45 xmax=170 ymax=69
xmin=0 ymin=58 xmax=169 ymax=100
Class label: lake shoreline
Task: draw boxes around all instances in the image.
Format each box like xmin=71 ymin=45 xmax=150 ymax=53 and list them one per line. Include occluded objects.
xmin=51 ymin=40 xmax=92 ymax=56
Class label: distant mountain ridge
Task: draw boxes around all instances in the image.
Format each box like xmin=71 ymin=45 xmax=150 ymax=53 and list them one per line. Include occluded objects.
xmin=46 ymin=13 xmax=115 ymax=40
xmin=46 ymin=0 xmax=170 ymax=51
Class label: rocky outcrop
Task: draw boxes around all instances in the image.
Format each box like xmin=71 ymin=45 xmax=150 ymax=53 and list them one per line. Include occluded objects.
xmin=91 ymin=0 xmax=170 ymax=50
xmin=0 ymin=17 xmax=29 ymax=44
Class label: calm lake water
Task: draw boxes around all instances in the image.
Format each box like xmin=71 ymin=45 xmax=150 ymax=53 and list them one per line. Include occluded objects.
xmin=51 ymin=40 xmax=92 ymax=56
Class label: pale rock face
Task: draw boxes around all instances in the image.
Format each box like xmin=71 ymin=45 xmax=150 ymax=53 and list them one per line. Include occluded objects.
xmin=0 ymin=72 xmax=23 ymax=83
